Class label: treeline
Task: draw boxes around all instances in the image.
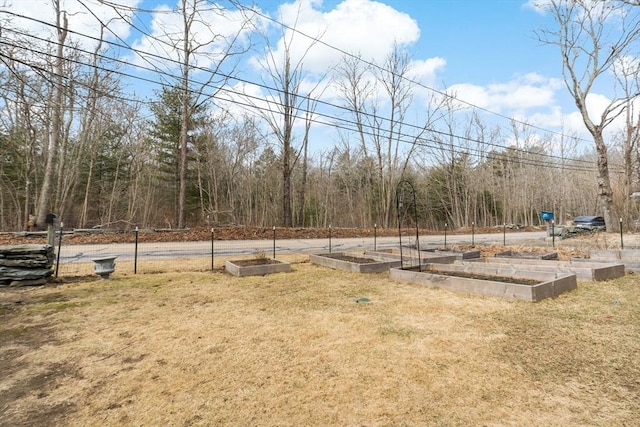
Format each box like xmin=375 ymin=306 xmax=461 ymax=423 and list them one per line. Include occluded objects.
xmin=0 ymin=78 xmax=617 ymax=231
xmin=1 ymin=1 xmax=639 ymax=232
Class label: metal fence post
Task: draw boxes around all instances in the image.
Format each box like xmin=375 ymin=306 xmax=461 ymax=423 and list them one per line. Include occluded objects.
xmin=472 ymin=222 xmax=475 ymax=246
xmin=211 ymin=228 xmax=215 ymax=270
xmin=503 ymin=223 xmax=506 ymax=246
xmin=444 ymin=222 xmax=447 ymax=249
xmin=55 ymin=222 xmax=63 ymax=278
xmin=620 ymin=218 xmax=624 ymax=250
xmin=134 ymin=226 xmax=139 ymax=274
xmin=374 ymin=223 xmax=377 ymax=251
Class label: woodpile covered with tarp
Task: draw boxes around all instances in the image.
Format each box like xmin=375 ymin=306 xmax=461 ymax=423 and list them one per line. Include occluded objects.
xmin=0 ymin=245 xmax=54 ymax=286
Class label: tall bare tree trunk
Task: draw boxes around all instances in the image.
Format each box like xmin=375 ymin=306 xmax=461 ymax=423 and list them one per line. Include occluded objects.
xmin=80 ymin=156 xmax=94 ymax=228
xmin=36 ymin=3 xmax=67 ymax=228
xmin=178 ymin=0 xmax=191 ymax=229
xmin=594 ymin=132 xmax=615 ymax=227
xmin=297 ymin=107 xmax=310 ymax=226
xmin=282 ymin=55 xmax=294 ymax=227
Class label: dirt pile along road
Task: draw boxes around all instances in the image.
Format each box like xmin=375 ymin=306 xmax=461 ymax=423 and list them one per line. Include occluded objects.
xmin=0 ymin=225 xmax=528 ymax=246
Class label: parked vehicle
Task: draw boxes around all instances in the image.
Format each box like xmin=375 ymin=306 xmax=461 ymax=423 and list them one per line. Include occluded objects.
xmin=573 ymin=215 xmax=606 ymax=231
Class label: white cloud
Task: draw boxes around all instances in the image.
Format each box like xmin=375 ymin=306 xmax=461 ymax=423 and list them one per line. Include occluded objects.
xmin=244 ymin=0 xmax=438 ymax=138
xmin=611 ymin=54 xmax=640 ymax=87
xmin=525 ymin=105 xmax=566 ymax=129
xmin=523 ymin=0 xmax=550 ymax=14
xmin=255 ymin=0 xmax=421 ymax=75
xmin=408 ymin=57 xmax=446 ymax=87
xmin=2 ymin=0 xmax=140 ymax=50
xmin=213 ymin=81 xmax=266 ymax=121
xmin=526 ymin=92 xmax=634 ymax=143
xmin=584 ymin=93 xmax=614 ymax=123
xmin=445 ymin=73 xmax=563 ymax=115
xmin=321 ymin=0 xmax=420 ymax=59
xmin=129 ymin=3 xmax=258 ymax=72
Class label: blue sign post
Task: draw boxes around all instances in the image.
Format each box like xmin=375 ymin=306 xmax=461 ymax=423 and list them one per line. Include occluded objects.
xmin=541 ymin=211 xmax=555 ymax=243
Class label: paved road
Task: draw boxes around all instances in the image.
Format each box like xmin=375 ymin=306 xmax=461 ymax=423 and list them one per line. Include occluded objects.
xmin=59 ymin=231 xmax=549 ymax=264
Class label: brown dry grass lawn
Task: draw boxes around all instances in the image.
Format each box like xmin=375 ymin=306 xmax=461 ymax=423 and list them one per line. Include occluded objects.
xmin=1 ymin=256 xmax=638 ymax=426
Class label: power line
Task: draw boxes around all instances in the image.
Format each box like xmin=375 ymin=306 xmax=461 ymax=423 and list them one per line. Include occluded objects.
xmin=229 ymin=0 xmax=596 ymax=146
xmin=1 ymin=29 xmax=602 ymax=173
xmin=0 ymin=8 xmax=606 ymax=173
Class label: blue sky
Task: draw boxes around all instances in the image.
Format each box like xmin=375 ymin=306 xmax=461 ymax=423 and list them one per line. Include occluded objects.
xmin=239 ymin=0 xmax=584 ymax=147
xmin=6 ymin=0 xmax=625 ymax=152
xmin=381 ymin=1 xmax=552 ymax=80
xmin=247 ymin=0 xmax=559 ymax=85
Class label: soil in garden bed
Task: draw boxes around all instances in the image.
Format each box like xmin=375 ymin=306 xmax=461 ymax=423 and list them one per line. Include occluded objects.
xmin=229 ymin=258 xmax=281 ymax=267
xmin=408 ymin=266 xmax=540 ymax=286
xmin=321 ymin=254 xmax=378 ymax=264
xmin=497 ymin=251 xmax=557 ymax=259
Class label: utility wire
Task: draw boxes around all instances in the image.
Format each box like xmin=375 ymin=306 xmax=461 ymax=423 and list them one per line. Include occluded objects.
xmin=229 ymin=0 xmax=596 ymax=146
xmin=1 ymin=30 xmax=605 ymax=173
xmin=0 ymin=9 xmax=596 ymax=166
xmin=0 ymin=8 xmax=610 ymax=172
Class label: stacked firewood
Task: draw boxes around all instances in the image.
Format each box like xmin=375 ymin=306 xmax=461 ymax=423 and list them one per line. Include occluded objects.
xmin=0 ymin=245 xmax=54 ymax=286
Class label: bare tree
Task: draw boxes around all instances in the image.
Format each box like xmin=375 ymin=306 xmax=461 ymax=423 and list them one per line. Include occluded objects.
xmin=334 ymin=54 xmax=377 ymax=225
xmin=537 ymin=0 xmax=640 ymax=230
xmin=250 ymin=12 xmax=326 ymax=227
xmin=367 ymin=45 xmax=414 ymax=228
xmin=174 ymin=0 xmax=252 ymax=228
xmin=33 ymin=0 xmax=67 ymax=228
xmin=335 ymin=45 xmax=430 ymax=228
xmin=0 ymin=54 xmax=45 ymax=230
xmin=0 ymin=3 xmax=134 ymax=230
xmin=296 ymin=95 xmax=316 ymax=226
xmin=103 ymin=0 xmax=254 ymax=228
xmin=611 ymin=52 xmax=640 ymax=222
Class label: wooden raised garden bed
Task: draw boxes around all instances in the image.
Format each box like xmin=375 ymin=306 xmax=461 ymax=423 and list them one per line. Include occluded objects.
xmin=225 ymin=258 xmax=291 ymax=277
xmin=467 ymin=257 xmax=624 ymax=281
xmin=389 ymin=263 xmax=577 ymax=302
xmin=310 ymin=252 xmax=401 ymax=273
